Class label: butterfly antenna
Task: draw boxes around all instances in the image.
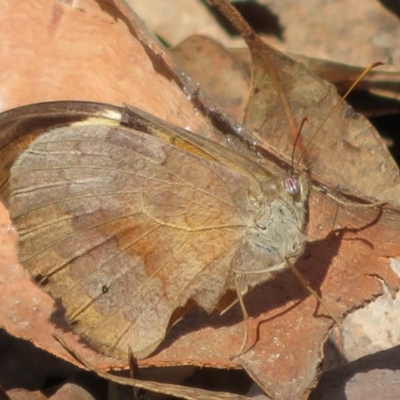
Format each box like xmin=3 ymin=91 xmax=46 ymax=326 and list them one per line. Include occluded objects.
xmin=291 ymin=117 xmax=310 ymax=174
xmin=298 ymin=61 xmax=385 ymax=165
xmin=342 ymin=61 xmax=384 ymax=100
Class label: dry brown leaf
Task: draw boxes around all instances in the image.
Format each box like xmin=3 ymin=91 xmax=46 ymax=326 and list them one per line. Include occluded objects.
xmin=205 ymin=2 xmax=400 ymax=396
xmin=171 ymin=35 xmax=251 ymax=121
xmin=258 ymin=0 xmax=400 ymax=67
xmin=1 ymin=1 xmax=400 ymax=400
xmin=229 ymin=47 xmax=400 ymax=117
xmin=242 ymin=34 xmax=400 ymax=203
xmin=310 ymin=346 xmax=400 ymax=400
xmin=124 ymin=0 xmax=235 ymax=46
xmin=5 ymin=388 xmax=46 ymax=400
xmin=0 ymin=0 xmax=214 ymax=138
xmin=125 ymin=0 xmax=400 ymax=119
xmin=339 ymin=275 xmax=400 ymax=362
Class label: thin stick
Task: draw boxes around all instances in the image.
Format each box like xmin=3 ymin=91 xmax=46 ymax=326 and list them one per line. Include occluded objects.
xmin=53 ymin=335 xmax=248 ymax=400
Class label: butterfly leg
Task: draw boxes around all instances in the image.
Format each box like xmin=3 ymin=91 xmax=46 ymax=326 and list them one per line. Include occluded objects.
xmin=231 ymin=261 xmax=290 ymax=358
xmin=285 ymin=258 xmax=341 ymax=326
xmin=231 ymin=259 xmax=341 ymax=359
xmin=231 ymin=275 xmax=251 ymax=359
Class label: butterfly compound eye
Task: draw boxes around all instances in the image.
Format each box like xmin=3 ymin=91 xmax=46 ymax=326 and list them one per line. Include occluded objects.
xmin=284 ymin=176 xmax=301 ymax=196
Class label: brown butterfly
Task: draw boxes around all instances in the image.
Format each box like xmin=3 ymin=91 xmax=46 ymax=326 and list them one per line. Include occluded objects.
xmin=2 ymin=101 xmax=310 ymax=359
